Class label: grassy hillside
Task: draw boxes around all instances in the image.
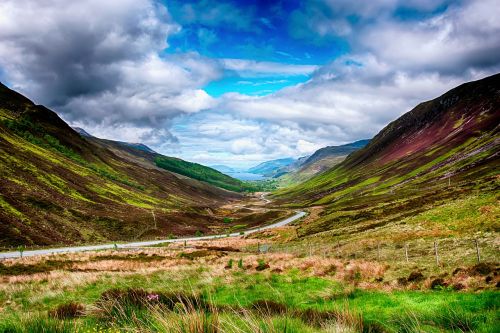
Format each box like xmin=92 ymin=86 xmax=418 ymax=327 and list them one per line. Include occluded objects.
xmin=154 ymin=156 xmax=254 ymax=192
xmin=0 ymin=82 xmax=242 ymax=246
xmin=278 ymin=140 xmax=370 ymax=186
xmin=272 ymin=74 xmax=500 ymax=244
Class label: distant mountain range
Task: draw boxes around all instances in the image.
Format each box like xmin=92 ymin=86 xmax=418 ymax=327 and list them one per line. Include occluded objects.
xmin=240 ymin=140 xmax=370 ymax=183
xmin=247 ymin=157 xmax=296 ymax=177
xmin=210 ymin=165 xmax=237 ymax=173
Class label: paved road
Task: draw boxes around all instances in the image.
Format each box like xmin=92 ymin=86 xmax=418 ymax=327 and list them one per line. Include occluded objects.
xmin=260 ymin=192 xmax=271 ymax=204
xmin=0 ymin=211 xmax=306 ymax=259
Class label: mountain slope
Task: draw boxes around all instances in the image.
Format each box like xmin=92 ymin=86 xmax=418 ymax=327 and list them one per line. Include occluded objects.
xmin=210 ymin=165 xmax=236 ymax=173
xmin=82 ymin=134 xmax=255 ymax=192
xmin=154 ymin=156 xmax=258 ymax=192
xmin=0 ymin=82 xmax=241 ymax=246
xmin=274 ymin=74 xmax=500 ymax=238
xmin=247 ymin=158 xmax=295 ymax=177
xmin=278 ymin=140 xmax=370 ymax=185
xmin=302 ymin=140 xmax=370 ymax=167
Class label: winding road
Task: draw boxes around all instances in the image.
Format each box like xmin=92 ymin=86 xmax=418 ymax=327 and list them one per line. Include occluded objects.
xmin=0 ymin=210 xmax=305 ymax=259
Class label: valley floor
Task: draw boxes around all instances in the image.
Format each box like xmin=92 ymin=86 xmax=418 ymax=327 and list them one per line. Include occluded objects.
xmin=0 ymin=188 xmax=498 ymax=332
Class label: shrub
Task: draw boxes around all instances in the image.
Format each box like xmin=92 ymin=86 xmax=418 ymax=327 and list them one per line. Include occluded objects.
xmin=407 ymin=271 xmax=425 ymax=282
xmin=238 ymin=258 xmax=243 ymax=269
xmin=256 ymin=259 xmax=269 ymax=271
xmin=470 ymin=262 xmax=496 ymax=276
xmin=97 ymin=288 xmax=206 ymax=311
xmin=430 ymin=278 xmax=447 ymax=290
xmin=178 ymin=250 xmax=213 ymax=260
xmin=195 ymin=230 xmax=203 ymax=237
xmin=225 ymin=259 xmax=233 ymax=269
xmin=49 ymin=302 xmax=85 ymax=319
xmin=17 ymin=245 xmax=25 ymax=258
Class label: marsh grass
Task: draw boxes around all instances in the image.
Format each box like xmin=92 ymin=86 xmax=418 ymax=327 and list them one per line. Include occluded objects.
xmin=0 ymin=246 xmax=497 ymax=332
xmin=89 ymin=289 xmax=365 ymax=333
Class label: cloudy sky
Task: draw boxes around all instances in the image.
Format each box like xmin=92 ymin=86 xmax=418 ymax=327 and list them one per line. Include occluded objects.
xmin=1 ymin=0 xmax=499 ymax=168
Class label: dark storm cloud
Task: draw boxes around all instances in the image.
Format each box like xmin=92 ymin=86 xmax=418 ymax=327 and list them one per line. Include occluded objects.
xmin=0 ymin=0 xmax=220 ymax=145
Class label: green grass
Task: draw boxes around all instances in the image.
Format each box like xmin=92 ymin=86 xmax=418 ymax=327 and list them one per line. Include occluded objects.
xmin=154 ymin=155 xmax=250 ymax=192
xmin=0 ymin=262 xmax=497 ymax=332
xmin=0 ymin=195 xmax=25 ymax=220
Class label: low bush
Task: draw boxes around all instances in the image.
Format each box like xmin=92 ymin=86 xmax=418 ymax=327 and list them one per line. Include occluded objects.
xmin=48 ymin=302 xmax=85 ymax=319
xmin=256 ymin=259 xmax=270 ymax=271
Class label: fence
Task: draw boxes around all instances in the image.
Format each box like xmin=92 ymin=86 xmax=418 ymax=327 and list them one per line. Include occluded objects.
xmin=252 ymin=237 xmax=499 ymax=268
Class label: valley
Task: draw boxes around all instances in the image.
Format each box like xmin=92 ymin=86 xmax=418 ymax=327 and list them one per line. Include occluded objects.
xmin=0 ymin=74 xmax=498 ymax=332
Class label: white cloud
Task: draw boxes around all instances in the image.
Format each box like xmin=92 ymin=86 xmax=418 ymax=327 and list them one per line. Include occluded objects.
xmin=296 ymin=139 xmax=324 ymax=155
xmin=358 ymin=0 xmax=500 ymax=75
xmin=163 ymin=112 xmax=340 ymax=168
xmin=221 ymin=59 xmax=319 ymax=77
xmin=216 ymin=0 xmax=500 ymax=157
xmin=230 ymin=138 xmax=263 ymax=154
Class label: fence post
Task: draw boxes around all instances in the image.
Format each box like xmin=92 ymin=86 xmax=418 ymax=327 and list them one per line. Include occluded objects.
xmin=404 ymin=243 xmax=409 ymax=263
xmin=434 ymin=241 xmax=439 ymax=266
xmin=474 ymin=239 xmax=481 ymax=263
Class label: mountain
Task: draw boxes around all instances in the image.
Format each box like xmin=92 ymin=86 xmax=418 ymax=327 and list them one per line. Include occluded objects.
xmin=302 ymin=140 xmax=370 ymax=166
xmin=116 ymin=142 xmax=157 ymax=154
xmin=0 ymin=82 xmax=242 ymax=246
xmin=153 ymin=156 xmax=258 ymax=192
xmin=247 ymin=157 xmax=296 ymax=177
xmin=274 ymin=74 xmax=500 ymax=237
xmin=76 ymin=133 xmax=259 ymax=192
xmin=73 ymin=127 xmax=158 ymax=154
xmin=278 ymin=140 xmax=370 ymax=185
xmin=210 ymin=165 xmax=236 ymax=173
xmin=73 ymin=127 xmax=93 ymax=138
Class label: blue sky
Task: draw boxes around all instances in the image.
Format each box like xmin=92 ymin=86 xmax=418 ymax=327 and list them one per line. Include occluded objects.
xmin=1 ymin=0 xmax=499 ymax=168
xmin=162 ymin=0 xmax=346 ymax=97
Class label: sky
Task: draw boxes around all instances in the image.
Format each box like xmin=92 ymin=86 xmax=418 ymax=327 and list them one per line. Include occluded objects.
xmin=0 ymin=0 xmax=499 ymax=168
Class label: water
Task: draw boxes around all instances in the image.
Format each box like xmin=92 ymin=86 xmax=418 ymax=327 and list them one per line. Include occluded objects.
xmin=226 ymin=172 xmax=266 ymax=181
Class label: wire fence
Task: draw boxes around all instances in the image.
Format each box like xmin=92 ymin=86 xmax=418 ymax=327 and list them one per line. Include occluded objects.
xmin=251 ymin=237 xmax=499 ymax=268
